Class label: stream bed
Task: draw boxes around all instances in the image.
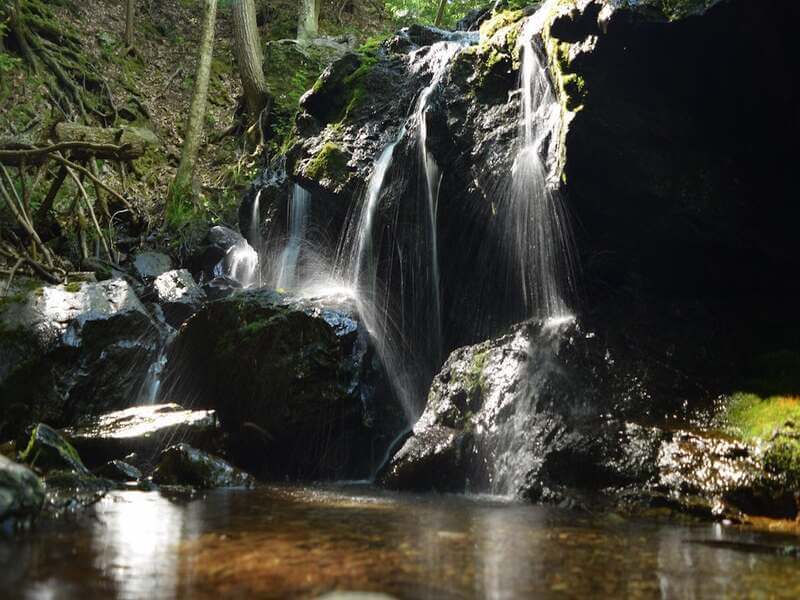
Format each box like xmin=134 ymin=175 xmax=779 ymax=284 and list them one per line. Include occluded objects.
xmin=2 ymin=484 xmax=799 ymax=599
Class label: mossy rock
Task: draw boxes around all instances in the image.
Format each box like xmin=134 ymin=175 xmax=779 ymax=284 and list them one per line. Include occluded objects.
xmin=721 ymin=393 xmax=800 ymax=487
xmin=19 ymin=423 xmax=89 ymax=475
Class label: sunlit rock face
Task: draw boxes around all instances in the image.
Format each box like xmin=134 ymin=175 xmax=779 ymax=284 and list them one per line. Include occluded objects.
xmin=0 ymin=280 xmax=162 ymax=440
xmin=63 ymin=403 xmax=220 ymax=469
xmin=382 ymin=319 xmax=797 ymax=519
xmin=161 ymin=289 xmax=404 ymax=480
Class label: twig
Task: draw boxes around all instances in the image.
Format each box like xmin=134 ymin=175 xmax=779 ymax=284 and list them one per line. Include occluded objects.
xmin=64 ymin=166 xmax=114 ymax=263
xmin=3 ymin=258 xmax=24 ymax=294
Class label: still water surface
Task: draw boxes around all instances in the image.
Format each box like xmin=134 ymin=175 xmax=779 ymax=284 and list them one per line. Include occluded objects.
xmin=2 ymin=485 xmax=799 ymax=599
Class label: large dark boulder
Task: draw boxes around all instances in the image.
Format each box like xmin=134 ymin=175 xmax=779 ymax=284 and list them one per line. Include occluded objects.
xmin=0 ymin=280 xmax=162 ymax=440
xmin=382 ymin=319 xmax=796 ymax=518
xmin=161 ymin=289 xmax=403 ymax=479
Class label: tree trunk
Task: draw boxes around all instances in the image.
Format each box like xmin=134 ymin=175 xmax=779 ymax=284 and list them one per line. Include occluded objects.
xmin=231 ymin=0 xmax=268 ymax=120
xmin=172 ymin=0 xmax=217 ymax=198
xmin=297 ymin=0 xmax=320 ymax=42
xmin=434 ymin=0 xmax=447 ymax=27
xmin=124 ymin=0 xmax=135 ymax=48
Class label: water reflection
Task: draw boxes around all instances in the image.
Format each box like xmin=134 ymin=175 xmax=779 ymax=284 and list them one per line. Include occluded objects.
xmin=2 ymin=486 xmax=799 ymax=599
xmin=91 ymin=492 xmax=206 ymax=599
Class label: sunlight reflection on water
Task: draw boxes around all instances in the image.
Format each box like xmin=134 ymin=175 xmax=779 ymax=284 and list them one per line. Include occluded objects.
xmin=3 ymin=486 xmax=800 ymax=600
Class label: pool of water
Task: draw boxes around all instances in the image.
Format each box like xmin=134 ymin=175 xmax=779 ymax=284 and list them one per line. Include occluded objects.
xmin=2 ymin=484 xmax=799 ymax=599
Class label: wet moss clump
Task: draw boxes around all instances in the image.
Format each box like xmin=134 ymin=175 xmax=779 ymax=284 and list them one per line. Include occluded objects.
xmin=305 ymin=142 xmax=349 ymax=184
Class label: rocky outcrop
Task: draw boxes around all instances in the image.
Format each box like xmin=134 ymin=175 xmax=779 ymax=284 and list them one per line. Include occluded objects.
xmin=62 ymin=403 xmax=220 ymax=468
xmin=277 ymin=0 xmax=799 ymax=397
xmin=161 ymin=289 xmax=403 ymax=480
xmin=382 ymin=319 xmax=798 ymax=519
xmin=0 ymin=455 xmax=45 ymax=527
xmin=0 ymin=280 xmax=162 ymax=440
xmin=151 ymin=443 xmax=254 ymax=489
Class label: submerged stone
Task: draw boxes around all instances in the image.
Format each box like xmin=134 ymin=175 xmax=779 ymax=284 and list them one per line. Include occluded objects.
xmin=42 ymin=470 xmax=115 ymax=514
xmin=0 ymin=455 xmax=45 ymax=526
xmin=19 ymin=424 xmax=89 ymax=475
xmin=151 ymin=443 xmax=254 ymax=489
xmin=63 ymin=403 xmax=220 ymax=468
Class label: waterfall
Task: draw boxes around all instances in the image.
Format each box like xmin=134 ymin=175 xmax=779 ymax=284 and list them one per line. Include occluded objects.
xmin=502 ymin=17 xmax=575 ymax=320
xmin=218 ymin=239 xmax=260 ymax=287
xmin=276 ymin=184 xmax=311 ymax=290
xmin=334 ymin=37 xmax=474 ymax=423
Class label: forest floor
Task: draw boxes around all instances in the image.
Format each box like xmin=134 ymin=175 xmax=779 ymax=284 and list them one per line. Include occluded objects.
xmin=0 ymin=0 xmax=390 ymax=263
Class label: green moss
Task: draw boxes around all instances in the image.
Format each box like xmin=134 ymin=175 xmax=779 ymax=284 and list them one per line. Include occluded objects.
xmin=64 ymin=282 xmax=82 ymax=293
xmin=724 ymin=393 xmax=800 ymax=441
xmin=722 ymin=393 xmax=800 ymax=485
xmin=479 ymin=10 xmax=525 ymax=41
xmin=465 ymin=350 xmax=488 ymax=396
xmin=305 ymin=142 xmax=349 ymax=183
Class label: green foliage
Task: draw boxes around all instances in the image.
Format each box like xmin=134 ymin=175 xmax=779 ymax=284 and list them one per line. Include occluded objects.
xmin=385 ymin=0 xmax=488 ymax=29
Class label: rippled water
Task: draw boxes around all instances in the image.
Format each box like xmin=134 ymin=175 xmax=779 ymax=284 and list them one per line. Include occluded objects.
xmin=2 ymin=485 xmax=799 ymax=599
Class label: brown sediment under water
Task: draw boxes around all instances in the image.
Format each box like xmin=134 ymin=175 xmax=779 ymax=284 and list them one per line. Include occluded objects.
xmin=2 ymin=484 xmax=800 ymax=599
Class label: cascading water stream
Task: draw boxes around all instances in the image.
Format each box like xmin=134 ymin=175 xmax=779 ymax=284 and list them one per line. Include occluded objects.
xmin=338 ymin=38 xmax=474 ymax=424
xmin=503 ymin=17 xmax=575 ymax=321
xmin=276 ymin=184 xmax=311 ymax=290
xmin=484 ymin=11 xmax=579 ymax=496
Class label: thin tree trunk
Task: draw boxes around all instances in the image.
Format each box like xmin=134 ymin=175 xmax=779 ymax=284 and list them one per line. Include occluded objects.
xmin=231 ymin=0 xmax=268 ymax=120
xmin=124 ymin=0 xmax=135 ymax=48
xmin=172 ymin=0 xmax=217 ymax=198
xmin=434 ymin=0 xmax=447 ymax=27
xmin=297 ymin=0 xmax=319 ymax=42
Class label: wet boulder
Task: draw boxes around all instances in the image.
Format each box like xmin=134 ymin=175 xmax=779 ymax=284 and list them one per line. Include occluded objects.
xmin=94 ymin=460 xmax=142 ymax=483
xmin=0 ymin=455 xmax=45 ymax=527
xmin=201 ymin=276 xmax=242 ymax=301
xmin=152 ymin=269 xmax=206 ymax=328
xmin=63 ymin=403 xmax=220 ymax=468
xmin=162 ymin=289 xmax=402 ymax=480
xmin=381 ymin=318 xmax=619 ymax=495
xmin=19 ymin=424 xmax=89 ymax=475
xmin=132 ymin=251 xmax=173 ymax=282
xmin=0 ymin=279 xmax=161 ymax=439
xmin=151 ymin=443 xmax=254 ymax=489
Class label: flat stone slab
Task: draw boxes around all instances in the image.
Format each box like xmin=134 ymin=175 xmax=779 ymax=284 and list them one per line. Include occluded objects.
xmin=63 ymin=404 xmax=219 ymax=467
